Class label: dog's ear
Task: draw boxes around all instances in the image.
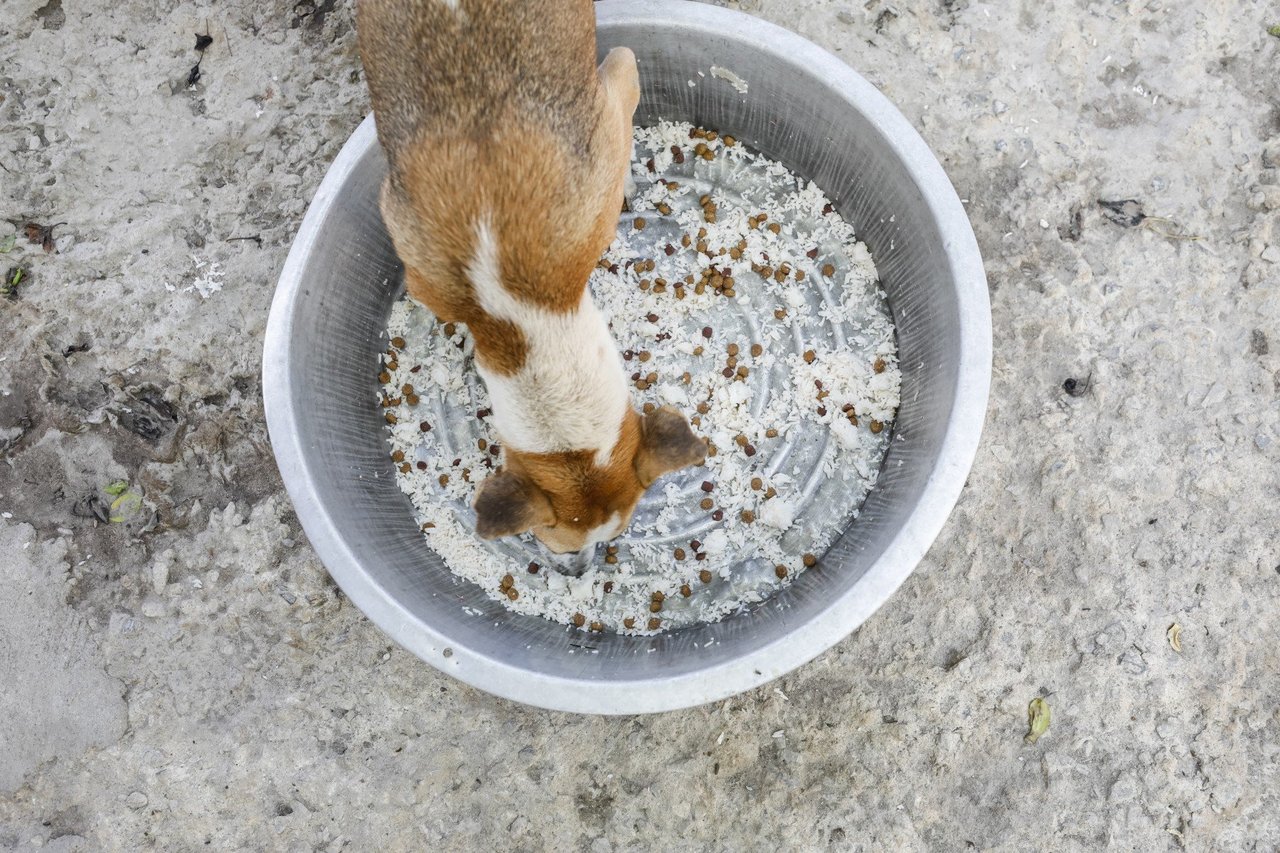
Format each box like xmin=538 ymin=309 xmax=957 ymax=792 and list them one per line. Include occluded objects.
xmin=473 ymin=469 xmax=555 ymax=539
xmin=634 ymin=406 xmax=708 ymax=487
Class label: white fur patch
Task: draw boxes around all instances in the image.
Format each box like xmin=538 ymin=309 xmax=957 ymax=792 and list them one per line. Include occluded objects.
xmin=467 ymin=221 xmax=628 ymax=466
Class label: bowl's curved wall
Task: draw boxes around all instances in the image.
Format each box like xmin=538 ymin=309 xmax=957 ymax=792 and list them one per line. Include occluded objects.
xmin=263 ymin=0 xmax=990 ymax=714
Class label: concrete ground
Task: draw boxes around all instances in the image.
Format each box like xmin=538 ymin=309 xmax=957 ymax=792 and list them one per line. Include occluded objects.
xmin=1 ymin=0 xmax=1278 ymax=849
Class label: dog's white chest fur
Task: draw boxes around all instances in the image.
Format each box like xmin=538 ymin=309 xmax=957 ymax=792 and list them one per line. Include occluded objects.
xmin=467 ymin=221 xmax=627 ymax=466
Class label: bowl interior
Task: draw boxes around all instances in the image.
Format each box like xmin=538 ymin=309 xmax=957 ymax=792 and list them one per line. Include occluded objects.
xmin=267 ymin=1 xmax=984 ymax=712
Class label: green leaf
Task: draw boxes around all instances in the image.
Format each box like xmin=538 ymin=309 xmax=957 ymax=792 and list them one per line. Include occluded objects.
xmin=1025 ymin=697 xmax=1051 ymax=744
xmin=108 ymin=491 xmax=143 ymax=523
xmin=1269 ymin=24 xmax=1280 ymax=38
xmin=0 ymin=234 xmax=14 ymax=253
xmin=104 ymin=480 xmax=129 ymax=496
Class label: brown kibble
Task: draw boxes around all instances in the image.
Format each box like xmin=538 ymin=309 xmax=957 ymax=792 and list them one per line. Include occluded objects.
xmin=528 ymin=562 xmax=540 ymax=574
xmin=822 ymin=263 xmax=835 ymax=277
xmin=672 ymin=145 xmax=685 ymax=164
xmin=765 ymin=427 xmax=779 ymax=438
xmin=766 ymin=486 xmax=778 ymax=498
xmin=690 ymin=415 xmax=702 ymax=427
xmin=681 ymin=233 xmax=692 ymax=248
xmin=500 ymin=573 xmax=515 ymax=590
xmin=642 ymin=402 xmax=656 ymax=415
xmin=604 ymin=581 xmax=614 ymax=593
xmin=727 ymin=356 xmax=738 ymax=369
xmin=648 ymin=617 xmax=662 ymax=630
xmin=699 ymin=569 xmax=713 ymax=584
xmin=768 ymin=222 xmax=781 ymax=234
xmin=406 ymin=394 xmax=420 ymax=406
xmin=638 ymin=279 xmax=650 ymax=291
xmin=752 ymin=477 xmax=763 ymax=490
xmin=735 ymin=435 xmax=748 ymax=447
xmin=674 ymin=548 xmax=686 ymax=560
xmin=401 ymin=383 xmax=415 ymax=396
xmin=590 ymin=621 xmax=604 ymax=632
xmin=649 ymin=601 xmax=662 ymax=614
xmin=378 ymin=370 xmax=391 ymax=384
xmin=605 ymin=554 xmax=618 ymax=565
xmin=702 ymin=326 xmax=713 ymax=338
xmin=506 ymin=588 xmax=519 ymax=601
xmin=390 ymin=336 xmax=406 ymax=349
xmin=737 ymin=366 xmax=750 ymax=379
xmin=874 ymin=357 xmax=886 ymax=374
xmin=775 ymin=564 xmax=788 ymax=579
xmin=698 ymin=227 xmax=708 ymax=239
xmin=573 ymin=613 xmax=586 ymax=628
xmin=774 ymin=308 xmax=787 ymax=320
xmin=657 ymin=202 xmax=672 ymax=216
xmin=399 ymin=463 xmax=411 ymax=474
xmin=443 ymin=322 xmax=457 ymax=337
xmin=817 ymin=406 xmax=827 ymax=416
xmin=701 ymin=481 xmax=715 ymax=492
xmin=795 ymin=269 xmax=806 ymax=281
xmin=750 ymin=343 xmax=763 ymax=358
xmin=682 ymin=372 xmax=692 ymax=384
xmin=624 ymin=617 xmax=636 ymax=629
xmin=638 ymin=350 xmax=652 ymax=362
xmin=722 ymin=367 xmax=734 ymax=378
xmin=416 ymin=461 xmax=427 ymax=471
xmin=477 ymin=438 xmax=487 ymax=451
xmin=741 ymin=510 xmax=755 ymax=524
xmin=693 ymin=345 xmax=704 ymax=356
xmin=681 ymin=584 xmax=692 ymax=597
xmin=697 ymin=402 xmax=710 ymax=414
xmin=438 ymin=474 xmax=449 ymax=486
xmin=647 ymin=372 xmax=658 ymax=384
xmin=803 ymin=553 xmax=818 ymax=567
xmin=727 ymin=343 xmax=740 ymax=357
xmin=634 ymin=218 xmax=647 ymax=231
xmin=391 ymin=449 xmax=405 ymax=462
xmin=723 ymin=135 xmax=736 ymax=146
xmin=711 ymin=509 xmax=724 ymax=521
xmin=870 ymin=419 xmax=885 ymax=434
xmin=700 ymin=497 xmax=714 ymax=510
xmin=385 ymin=412 xmax=398 ymax=425
xmin=419 ymin=421 xmax=432 ymax=432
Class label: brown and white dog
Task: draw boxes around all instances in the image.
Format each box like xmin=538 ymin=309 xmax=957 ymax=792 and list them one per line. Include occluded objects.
xmin=357 ymin=0 xmax=706 ymax=554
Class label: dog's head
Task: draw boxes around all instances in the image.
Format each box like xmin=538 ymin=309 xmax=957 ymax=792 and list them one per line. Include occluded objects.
xmin=473 ymin=406 xmax=705 ymax=553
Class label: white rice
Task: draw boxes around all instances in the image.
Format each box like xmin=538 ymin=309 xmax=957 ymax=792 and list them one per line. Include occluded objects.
xmin=378 ymin=121 xmax=901 ymax=634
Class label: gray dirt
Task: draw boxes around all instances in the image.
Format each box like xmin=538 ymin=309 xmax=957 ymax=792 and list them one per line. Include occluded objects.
xmin=1 ymin=0 xmax=1278 ymax=849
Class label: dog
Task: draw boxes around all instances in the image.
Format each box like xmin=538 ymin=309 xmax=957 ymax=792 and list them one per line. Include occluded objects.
xmin=357 ymin=0 xmax=707 ymax=554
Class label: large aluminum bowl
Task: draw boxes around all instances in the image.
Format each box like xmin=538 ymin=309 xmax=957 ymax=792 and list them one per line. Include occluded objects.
xmin=263 ymin=0 xmax=991 ymax=714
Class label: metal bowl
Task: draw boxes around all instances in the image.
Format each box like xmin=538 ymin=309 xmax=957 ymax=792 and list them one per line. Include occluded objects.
xmin=263 ymin=0 xmax=990 ymax=714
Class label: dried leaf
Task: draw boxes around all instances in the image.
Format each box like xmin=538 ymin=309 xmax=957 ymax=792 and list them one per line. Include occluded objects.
xmin=22 ymin=221 xmax=63 ymax=253
xmin=1098 ymin=199 xmax=1146 ymax=227
xmin=104 ymin=480 xmax=129 ymax=496
xmin=1167 ymin=622 xmax=1182 ymax=653
xmin=195 ymin=32 xmax=214 ymax=51
xmin=1025 ymin=698 xmax=1051 ymax=744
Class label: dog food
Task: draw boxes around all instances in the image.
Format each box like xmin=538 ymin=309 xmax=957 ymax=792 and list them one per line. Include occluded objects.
xmin=379 ymin=121 xmax=900 ymax=634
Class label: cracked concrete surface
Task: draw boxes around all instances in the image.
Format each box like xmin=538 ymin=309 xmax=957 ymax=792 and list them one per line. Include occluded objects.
xmin=1 ymin=0 xmax=1278 ymax=849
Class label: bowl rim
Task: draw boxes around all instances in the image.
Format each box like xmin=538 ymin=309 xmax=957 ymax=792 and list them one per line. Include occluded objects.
xmin=263 ymin=0 xmax=991 ymax=715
